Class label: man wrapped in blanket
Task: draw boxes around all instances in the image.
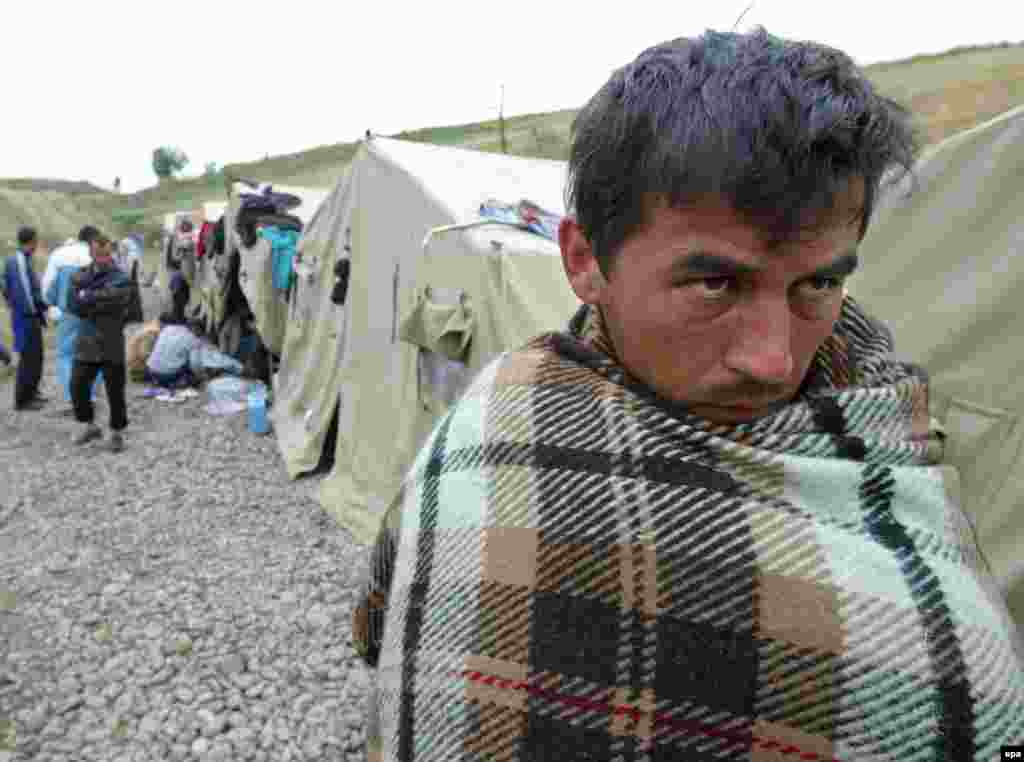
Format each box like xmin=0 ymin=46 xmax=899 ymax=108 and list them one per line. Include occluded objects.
xmin=353 ymin=29 xmax=1024 ymax=761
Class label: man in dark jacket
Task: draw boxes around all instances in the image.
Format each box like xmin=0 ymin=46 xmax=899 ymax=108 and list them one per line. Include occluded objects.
xmin=2 ymin=226 xmax=49 ymax=410
xmin=66 ymin=232 xmax=139 ymax=452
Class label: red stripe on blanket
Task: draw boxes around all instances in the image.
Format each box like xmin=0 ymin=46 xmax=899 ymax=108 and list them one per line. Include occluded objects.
xmin=460 ymin=670 xmax=841 ymax=762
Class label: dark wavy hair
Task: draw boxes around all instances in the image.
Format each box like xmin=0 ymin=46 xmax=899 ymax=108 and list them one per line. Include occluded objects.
xmin=78 ymin=225 xmax=100 ymax=244
xmin=567 ymin=28 xmax=919 ymax=274
xmin=16 ymin=226 xmax=37 ymax=247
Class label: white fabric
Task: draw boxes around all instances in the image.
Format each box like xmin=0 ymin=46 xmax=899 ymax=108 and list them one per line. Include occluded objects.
xmin=201 ymin=202 xmax=227 ymax=222
xmin=42 ymin=241 xmax=92 ymax=309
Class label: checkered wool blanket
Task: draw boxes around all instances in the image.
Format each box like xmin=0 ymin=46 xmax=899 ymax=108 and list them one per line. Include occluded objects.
xmin=353 ymin=297 xmax=1024 ymax=761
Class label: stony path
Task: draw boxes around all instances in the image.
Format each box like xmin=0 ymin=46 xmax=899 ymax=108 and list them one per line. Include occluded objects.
xmin=0 ymin=287 xmax=370 ymax=762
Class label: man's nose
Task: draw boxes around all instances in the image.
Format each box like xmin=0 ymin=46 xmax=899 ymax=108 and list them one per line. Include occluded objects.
xmin=724 ymin=295 xmax=795 ymax=385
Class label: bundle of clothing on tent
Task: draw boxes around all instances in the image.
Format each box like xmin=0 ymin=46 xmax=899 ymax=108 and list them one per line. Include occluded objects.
xmin=236 ymin=186 xmax=305 ymax=301
xmin=210 ymin=185 xmax=310 ymax=387
xmin=478 ymin=198 xmax=561 ymax=240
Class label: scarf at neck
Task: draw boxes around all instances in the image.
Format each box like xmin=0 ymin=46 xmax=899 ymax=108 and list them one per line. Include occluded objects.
xmin=355 ymin=297 xmax=1024 ymax=761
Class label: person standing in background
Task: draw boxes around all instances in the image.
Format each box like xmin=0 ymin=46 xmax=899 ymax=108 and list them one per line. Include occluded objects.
xmin=43 ymin=225 xmax=100 ymax=408
xmin=2 ymin=226 xmax=48 ymax=410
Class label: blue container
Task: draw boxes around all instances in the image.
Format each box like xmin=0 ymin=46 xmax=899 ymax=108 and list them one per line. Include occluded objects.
xmin=247 ymin=383 xmax=270 ymax=435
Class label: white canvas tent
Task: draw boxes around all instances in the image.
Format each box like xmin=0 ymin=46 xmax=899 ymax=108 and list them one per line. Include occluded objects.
xmin=852 ymin=104 xmax=1024 ymax=625
xmin=201 ymin=201 xmax=227 ymax=222
xmin=271 ymin=137 xmax=580 ymax=545
xmin=223 ymin=182 xmax=329 ymax=356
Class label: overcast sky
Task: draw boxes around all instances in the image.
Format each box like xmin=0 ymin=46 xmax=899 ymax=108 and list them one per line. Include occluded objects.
xmin=4 ymin=0 xmax=1019 ymax=192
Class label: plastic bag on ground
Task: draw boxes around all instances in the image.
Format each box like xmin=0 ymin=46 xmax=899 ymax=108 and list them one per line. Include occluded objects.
xmin=205 ymin=378 xmax=265 ymax=417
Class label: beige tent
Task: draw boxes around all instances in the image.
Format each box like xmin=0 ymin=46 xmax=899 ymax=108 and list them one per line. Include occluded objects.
xmin=271 ymin=137 xmax=580 ymax=545
xmin=852 ymin=104 xmax=1024 ymax=625
xmin=222 ymin=183 xmax=329 ymax=356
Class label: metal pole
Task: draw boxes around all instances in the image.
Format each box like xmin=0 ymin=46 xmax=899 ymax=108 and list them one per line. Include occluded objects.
xmin=500 ymin=84 xmax=508 ymax=154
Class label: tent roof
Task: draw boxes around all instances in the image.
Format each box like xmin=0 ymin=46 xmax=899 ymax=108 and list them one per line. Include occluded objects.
xmin=367 ymin=136 xmax=568 ymax=229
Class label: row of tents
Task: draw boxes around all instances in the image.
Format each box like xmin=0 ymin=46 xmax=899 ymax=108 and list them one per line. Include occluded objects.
xmin=167 ymin=107 xmax=1024 ymax=626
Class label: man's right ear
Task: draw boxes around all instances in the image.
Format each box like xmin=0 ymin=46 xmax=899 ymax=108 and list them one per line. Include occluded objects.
xmin=559 ymin=217 xmax=606 ymax=305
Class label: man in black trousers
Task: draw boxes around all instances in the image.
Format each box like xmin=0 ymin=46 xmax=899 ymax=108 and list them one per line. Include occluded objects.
xmin=66 ymin=232 xmax=139 ymax=453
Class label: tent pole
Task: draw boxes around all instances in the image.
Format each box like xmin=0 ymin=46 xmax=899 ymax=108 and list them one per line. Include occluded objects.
xmin=500 ymin=84 xmax=508 ymax=154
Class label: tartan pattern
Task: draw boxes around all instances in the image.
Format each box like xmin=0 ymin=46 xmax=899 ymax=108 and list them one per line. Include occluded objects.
xmin=354 ymin=298 xmax=1024 ymax=761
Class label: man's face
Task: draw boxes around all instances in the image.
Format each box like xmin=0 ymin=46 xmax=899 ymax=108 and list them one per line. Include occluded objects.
xmin=22 ymin=239 xmax=37 ymax=254
xmin=92 ymin=239 xmax=114 ymax=265
xmin=559 ymin=188 xmax=863 ymax=424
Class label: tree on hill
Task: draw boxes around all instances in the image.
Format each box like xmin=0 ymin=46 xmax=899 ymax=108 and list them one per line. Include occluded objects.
xmin=152 ymin=146 xmax=189 ymax=181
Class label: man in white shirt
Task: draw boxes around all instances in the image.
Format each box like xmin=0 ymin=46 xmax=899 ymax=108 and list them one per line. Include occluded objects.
xmin=43 ymin=226 xmax=100 ymax=404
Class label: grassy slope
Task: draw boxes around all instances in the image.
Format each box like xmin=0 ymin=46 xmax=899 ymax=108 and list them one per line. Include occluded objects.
xmin=2 ymin=41 xmax=1023 ymax=352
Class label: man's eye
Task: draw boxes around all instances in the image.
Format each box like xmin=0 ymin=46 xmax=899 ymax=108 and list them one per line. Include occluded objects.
xmin=799 ymin=276 xmax=843 ymax=297
xmin=698 ymin=276 xmax=734 ymax=295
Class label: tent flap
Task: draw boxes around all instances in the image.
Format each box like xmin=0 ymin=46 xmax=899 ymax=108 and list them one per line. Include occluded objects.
xmin=398 ymin=287 xmax=474 ymax=362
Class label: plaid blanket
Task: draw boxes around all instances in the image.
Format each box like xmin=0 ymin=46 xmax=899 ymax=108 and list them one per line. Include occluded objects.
xmin=353 ymin=297 xmax=1024 ymax=761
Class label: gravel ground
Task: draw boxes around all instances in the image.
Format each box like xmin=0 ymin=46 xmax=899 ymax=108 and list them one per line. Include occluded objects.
xmin=0 ymin=286 xmax=370 ymax=762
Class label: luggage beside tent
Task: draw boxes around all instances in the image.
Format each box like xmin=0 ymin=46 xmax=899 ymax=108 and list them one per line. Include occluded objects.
xmin=271 ymin=137 xmax=580 ymax=545
xmin=126 ymin=320 xmax=162 ymax=382
xmin=853 ymin=104 xmax=1024 ymax=626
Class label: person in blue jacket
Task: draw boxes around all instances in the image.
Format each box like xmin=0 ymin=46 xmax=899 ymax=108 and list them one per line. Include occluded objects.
xmin=2 ymin=226 xmax=48 ymax=410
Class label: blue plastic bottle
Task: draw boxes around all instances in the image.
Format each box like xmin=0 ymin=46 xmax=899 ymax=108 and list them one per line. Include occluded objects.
xmin=248 ymin=383 xmax=270 ymax=435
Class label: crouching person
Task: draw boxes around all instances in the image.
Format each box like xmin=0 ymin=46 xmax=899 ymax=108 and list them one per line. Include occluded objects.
xmin=144 ymin=314 xmax=202 ymax=389
xmin=66 ymin=233 xmax=139 ymax=453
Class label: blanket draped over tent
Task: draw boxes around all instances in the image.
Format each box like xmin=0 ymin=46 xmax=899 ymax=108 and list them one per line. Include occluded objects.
xmin=354 ymin=297 xmax=1024 ymax=761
